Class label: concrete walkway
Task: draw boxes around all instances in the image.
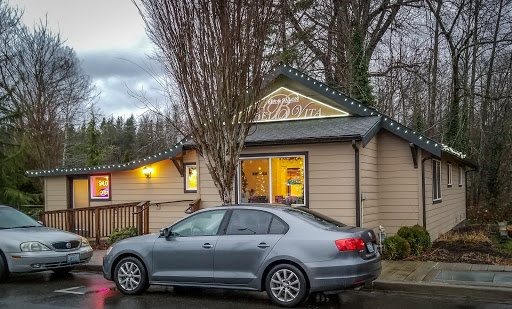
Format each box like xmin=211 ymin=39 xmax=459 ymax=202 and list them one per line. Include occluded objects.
xmin=78 ymin=250 xmax=512 ymax=303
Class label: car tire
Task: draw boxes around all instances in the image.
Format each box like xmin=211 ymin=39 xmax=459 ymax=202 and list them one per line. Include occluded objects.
xmin=0 ymin=251 xmax=9 ymax=283
xmin=52 ymin=267 xmax=73 ymax=276
xmin=113 ymin=257 xmax=149 ymax=295
xmin=265 ymin=264 xmax=307 ymax=308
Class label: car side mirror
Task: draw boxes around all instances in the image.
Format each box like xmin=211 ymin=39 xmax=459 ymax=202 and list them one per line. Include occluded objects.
xmin=38 ymin=221 xmax=44 ymax=226
xmin=160 ymin=227 xmax=171 ymax=238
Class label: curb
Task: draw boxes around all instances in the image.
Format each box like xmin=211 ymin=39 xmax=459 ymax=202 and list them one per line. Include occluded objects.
xmin=75 ymin=264 xmax=103 ymax=273
xmin=372 ymin=280 xmax=512 ymax=302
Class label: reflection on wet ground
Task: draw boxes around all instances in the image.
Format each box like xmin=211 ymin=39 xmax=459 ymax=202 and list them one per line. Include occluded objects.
xmin=1 ymin=271 xmax=512 ymax=309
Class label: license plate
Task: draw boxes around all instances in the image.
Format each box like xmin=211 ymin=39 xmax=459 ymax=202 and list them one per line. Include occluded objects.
xmin=366 ymin=242 xmax=374 ymax=253
xmin=67 ymin=253 xmax=80 ymax=264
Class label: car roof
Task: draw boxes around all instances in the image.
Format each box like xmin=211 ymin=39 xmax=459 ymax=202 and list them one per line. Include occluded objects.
xmin=210 ymin=204 xmax=300 ymax=212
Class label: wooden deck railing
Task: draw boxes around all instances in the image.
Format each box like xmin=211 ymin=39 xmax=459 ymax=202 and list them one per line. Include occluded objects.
xmin=40 ymin=201 xmax=150 ymax=244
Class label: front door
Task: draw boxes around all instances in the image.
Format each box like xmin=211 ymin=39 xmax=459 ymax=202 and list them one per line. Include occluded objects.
xmin=73 ymin=179 xmax=88 ymax=208
xmin=151 ymin=210 xmax=227 ymax=283
xmin=214 ymin=209 xmax=286 ymax=284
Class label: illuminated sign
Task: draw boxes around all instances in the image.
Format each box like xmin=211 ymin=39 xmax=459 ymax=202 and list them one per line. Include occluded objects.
xmin=90 ymin=175 xmax=110 ymax=199
xmin=255 ymin=87 xmax=349 ymax=122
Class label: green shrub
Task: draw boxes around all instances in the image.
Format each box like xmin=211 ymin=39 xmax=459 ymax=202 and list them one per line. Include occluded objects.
xmin=397 ymin=225 xmax=431 ymax=256
xmin=108 ymin=227 xmax=138 ymax=245
xmin=383 ymin=235 xmax=411 ymax=260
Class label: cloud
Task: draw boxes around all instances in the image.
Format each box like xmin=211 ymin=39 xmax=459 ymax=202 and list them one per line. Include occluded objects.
xmin=80 ymin=49 xmax=167 ymax=119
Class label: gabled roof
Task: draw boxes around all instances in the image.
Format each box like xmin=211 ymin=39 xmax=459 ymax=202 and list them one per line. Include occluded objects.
xmin=266 ymin=63 xmax=474 ymax=166
xmin=244 ymin=116 xmax=381 ymax=146
xmin=26 ymin=63 xmax=474 ymax=177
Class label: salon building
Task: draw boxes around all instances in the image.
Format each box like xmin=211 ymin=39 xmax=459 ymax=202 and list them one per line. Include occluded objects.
xmin=27 ymin=64 xmax=475 ymax=240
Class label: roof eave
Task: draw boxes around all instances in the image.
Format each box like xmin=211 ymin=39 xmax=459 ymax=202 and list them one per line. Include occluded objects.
xmin=26 ymin=140 xmax=187 ymax=177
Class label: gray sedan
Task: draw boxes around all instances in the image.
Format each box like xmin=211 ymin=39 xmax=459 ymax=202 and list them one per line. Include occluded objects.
xmin=0 ymin=205 xmax=93 ymax=282
xmin=103 ymin=205 xmax=381 ymax=307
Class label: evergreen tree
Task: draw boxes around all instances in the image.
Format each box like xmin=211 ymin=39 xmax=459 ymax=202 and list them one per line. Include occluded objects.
xmin=350 ymin=28 xmax=375 ymax=107
xmin=86 ymin=113 xmax=103 ymax=166
xmin=122 ymin=115 xmax=136 ymax=162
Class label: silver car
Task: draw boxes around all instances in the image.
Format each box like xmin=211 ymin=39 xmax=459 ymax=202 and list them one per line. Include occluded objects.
xmin=103 ymin=205 xmax=381 ymax=307
xmin=0 ymin=205 xmax=93 ymax=282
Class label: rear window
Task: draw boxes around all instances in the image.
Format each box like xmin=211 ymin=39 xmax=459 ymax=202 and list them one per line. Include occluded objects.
xmin=283 ymin=207 xmax=346 ymax=229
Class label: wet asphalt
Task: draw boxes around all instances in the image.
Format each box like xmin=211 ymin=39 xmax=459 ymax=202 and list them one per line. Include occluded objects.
xmin=1 ymin=271 xmax=512 ymax=309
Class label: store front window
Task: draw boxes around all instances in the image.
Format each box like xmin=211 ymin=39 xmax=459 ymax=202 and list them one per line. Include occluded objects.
xmin=239 ymin=155 xmax=305 ymax=206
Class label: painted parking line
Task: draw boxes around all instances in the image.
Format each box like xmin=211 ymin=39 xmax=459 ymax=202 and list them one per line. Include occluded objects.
xmin=54 ymin=282 xmax=116 ymax=295
xmin=54 ymin=286 xmax=86 ymax=295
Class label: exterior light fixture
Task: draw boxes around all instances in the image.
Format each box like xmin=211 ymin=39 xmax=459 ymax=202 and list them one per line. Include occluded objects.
xmin=142 ymin=166 xmax=154 ymax=178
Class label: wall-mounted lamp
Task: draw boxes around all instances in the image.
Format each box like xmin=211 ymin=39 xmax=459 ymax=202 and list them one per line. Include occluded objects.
xmin=142 ymin=166 xmax=154 ymax=178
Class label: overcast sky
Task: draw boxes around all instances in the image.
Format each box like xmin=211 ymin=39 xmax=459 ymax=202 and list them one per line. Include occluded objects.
xmin=10 ymin=0 xmax=164 ymax=119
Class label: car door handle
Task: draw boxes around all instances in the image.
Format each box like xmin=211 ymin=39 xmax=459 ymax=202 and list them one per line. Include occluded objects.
xmin=202 ymin=243 xmax=213 ymax=249
xmin=258 ymin=242 xmax=270 ymax=248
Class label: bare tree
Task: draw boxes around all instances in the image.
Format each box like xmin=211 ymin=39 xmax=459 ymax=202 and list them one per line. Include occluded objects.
xmin=0 ymin=20 xmax=94 ymax=169
xmin=137 ymin=0 xmax=276 ymax=204
xmin=282 ymin=0 xmax=419 ymax=105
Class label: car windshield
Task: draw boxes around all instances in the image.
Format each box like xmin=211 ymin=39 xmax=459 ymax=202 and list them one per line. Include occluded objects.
xmin=0 ymin=207 xmax=42 ymax=229
xmin=283 ymin=207 xmax=347 ymax=229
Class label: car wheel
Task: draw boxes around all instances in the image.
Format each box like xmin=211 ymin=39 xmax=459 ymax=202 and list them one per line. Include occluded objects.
xmin=52 ymin=267 xmax=73 ymax=276
xmin=0 ymin=252 xmax=9 ymax=283
xmin=114 ymin=257 xmax=149 ymax=295
xmin=265 ymin=264 xmax=307 ymax=308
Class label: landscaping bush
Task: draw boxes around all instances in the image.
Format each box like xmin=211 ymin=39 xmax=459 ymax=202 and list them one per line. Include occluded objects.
xmin=107 ymin=227 xmax=138 ymax=245
xmin=397 ymin=225 xmax=431 ymax=256
xmin=383 ymin=235 xmax=411 ymax=260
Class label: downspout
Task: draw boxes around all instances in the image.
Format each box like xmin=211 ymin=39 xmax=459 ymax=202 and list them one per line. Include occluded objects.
xmin=421 ymin=156 xmax=432 ymax=229
xmin=465 ymin=168 xmax=477 ymax=218
xmin=352 ymin=140 xmax=361 ymax=227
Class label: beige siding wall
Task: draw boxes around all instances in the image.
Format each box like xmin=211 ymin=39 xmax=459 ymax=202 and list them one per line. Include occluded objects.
xmin=43 ymin=151 xmax=198 ymax=233
xmin=97 ymin=152 xmax=198 ymax=233
xmin=197 ymin=153 xmax=224 ymax=208
xmin=44 ymin=176 xmax=68 ymax=211
xmin=360 ymin=139 xmax=379 ymax=231
xmin=424 ymin=151 xmax=466 ymax=240
xmin=41 ymin=135 xmax=467 ymax=237
xmin=197 ymin=143 xmax=357 ymax=225
xmin=377 ymin=131 xmax=420 ymax=235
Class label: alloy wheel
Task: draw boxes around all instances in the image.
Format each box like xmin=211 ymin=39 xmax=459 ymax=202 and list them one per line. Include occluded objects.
xmin=269 ymin=268 xmax=301 ymax=303
xmin=117 ymin=261 xmax=142 ymax=291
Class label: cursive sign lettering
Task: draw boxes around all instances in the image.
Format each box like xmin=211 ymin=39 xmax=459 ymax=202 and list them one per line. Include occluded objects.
xmin=255 ymin=87 xmax=348 ymax=121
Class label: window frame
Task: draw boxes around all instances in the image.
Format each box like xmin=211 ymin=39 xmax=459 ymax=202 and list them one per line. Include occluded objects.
xmin=447 ymin=162 xmax=453 ymax=187
xmin=184 ymin=163 xmax=198 ymax=193
xmin=89 ymin=174 xmax=112 ymax=201
xmin=432 ymin=159 xmax=442 ymax=203
xmin=458 ymin=166 xmax=463 ymax=187
xmin=223 ymin=209 xmax=289 ymax=236
xmin=236 ymin=152 xmax=308 ymax=207
xmin=169 ymin=209 xmax=227 ymax=237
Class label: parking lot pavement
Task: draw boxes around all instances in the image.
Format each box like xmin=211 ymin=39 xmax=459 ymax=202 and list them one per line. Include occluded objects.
xmin=2 ymin=271 xmax=512 ymax=309
xmin=83 ymin=250 xmax=512 ymax=303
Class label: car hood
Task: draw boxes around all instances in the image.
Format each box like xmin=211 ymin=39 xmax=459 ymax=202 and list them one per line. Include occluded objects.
xmin=0 ymin=227 xmax=82 ymax=244
xmin=115 ymin=233 xmax=159 ymax=246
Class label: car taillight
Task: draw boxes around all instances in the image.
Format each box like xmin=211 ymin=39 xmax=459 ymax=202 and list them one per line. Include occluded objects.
xmin=335 ymin=238 xmax=366 ymax=251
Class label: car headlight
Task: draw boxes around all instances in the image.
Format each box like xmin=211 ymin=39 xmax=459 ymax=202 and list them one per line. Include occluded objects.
xmin=20 ymin=242 xmax=51 ymax=252
xmin=106 ymin=245 xmax=113 ymax=255
xmin=81 ymin=237 xmax=90 ymax=248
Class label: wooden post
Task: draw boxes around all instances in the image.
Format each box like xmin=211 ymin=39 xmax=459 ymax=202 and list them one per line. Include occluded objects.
xmin=95 ymin=208 xmax=100 ymax=245
xmin=66 ymin=210 xmax=72 ymax=232
xmin=40 ymin=213 xmax=46 ymax=226
xmin=143 ymin=202 xmax=150 ymax=234
xmin=136 ymin=204 xmax=143 ymax=235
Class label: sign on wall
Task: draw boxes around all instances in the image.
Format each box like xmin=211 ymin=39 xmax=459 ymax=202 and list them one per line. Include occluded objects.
xmin=255 ymin=87 xmax=349 ymax=122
